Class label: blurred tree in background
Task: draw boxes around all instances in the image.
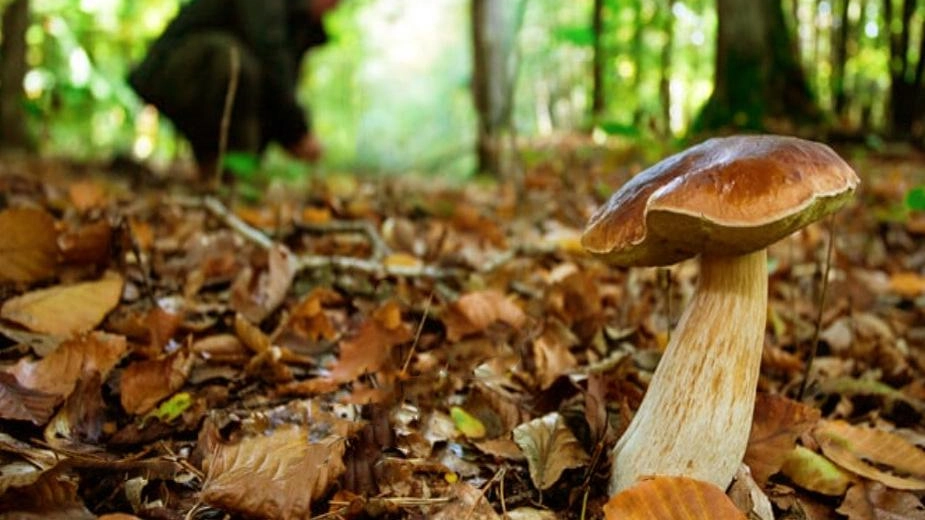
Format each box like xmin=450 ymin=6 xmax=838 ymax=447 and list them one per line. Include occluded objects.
xmin=0 ymin=0 xmax=920 ymax=176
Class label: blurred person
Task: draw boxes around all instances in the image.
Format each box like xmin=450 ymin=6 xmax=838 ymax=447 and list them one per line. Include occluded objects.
xmin=128 ymin=0 xmax=341 ymax=180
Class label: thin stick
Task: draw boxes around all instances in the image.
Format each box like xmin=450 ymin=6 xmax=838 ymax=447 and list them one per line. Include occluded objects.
xmin=215 ymin=45 xmax=241 ymax=189
xmin=797 ymin=215 xmax=836 ymax=401
xmin=401 ymin=291 xmax=435 ymax=375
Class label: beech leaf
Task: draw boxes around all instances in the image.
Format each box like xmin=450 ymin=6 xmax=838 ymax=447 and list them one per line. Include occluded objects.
xmin=744 ymin=393 xmax=821 ymax=483
xmin=0 ymin=207 xmax=58 ymax=284
xmin=0 ymin=371 xmax=61 ymax=424
xmin=512 ymin=412 xmax=589 ymax=491
xmin=120 ymin=349 xmax=193 ymax=415
xmin=837 ymin=481 xmax=925 ymax=519
xmin=443 ymin=290 xmax=526 ymax=341
xmin=780 ymin=445 xmax=853 ymax=496
xmin=1 ymin=271 xmax=124 ymax=337
xmin=603 ymin=476 xmax=746 ymax=519
xmin=814 ymin=420 xmax=925 ymax=490
xmin=202 ymin=426 xmax=348 ymax=520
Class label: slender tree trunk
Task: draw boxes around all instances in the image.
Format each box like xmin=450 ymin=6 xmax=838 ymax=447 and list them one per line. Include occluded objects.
xmin=659 ymin=0 xmax=677 ymax=135
xmin=631 ymin=1 xmax=645 ymax=126
xmin=471 ymin=0 xmax=525 ymax=177
xmin=830 ymin=0 xmax=850 ymax=117
xmin=591 ymin=0 xmax=605 ymax=120
xmin=696 ymin=0 xmax=819 ymax=131
xmin=883 ymin=0 xmax=925 ymax=140
xmin=0 ymin=0 xmax=31 ymax=150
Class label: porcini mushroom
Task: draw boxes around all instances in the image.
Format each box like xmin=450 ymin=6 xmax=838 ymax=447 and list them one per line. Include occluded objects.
xmin=582 ymin=135 xmax=859 ymax=493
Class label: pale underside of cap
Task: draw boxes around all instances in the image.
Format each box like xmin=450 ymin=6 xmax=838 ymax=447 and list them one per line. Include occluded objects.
xmin=581 ymin=135 xmax=860 ymax=267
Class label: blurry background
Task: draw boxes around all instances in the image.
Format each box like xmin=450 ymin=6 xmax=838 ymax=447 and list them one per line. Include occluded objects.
xmin=0 ymin=0 xmax=914 ymax=178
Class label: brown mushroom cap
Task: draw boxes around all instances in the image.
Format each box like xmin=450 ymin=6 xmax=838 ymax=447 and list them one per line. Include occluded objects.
xmin=581 ymin=135 xmax=860 ymax=267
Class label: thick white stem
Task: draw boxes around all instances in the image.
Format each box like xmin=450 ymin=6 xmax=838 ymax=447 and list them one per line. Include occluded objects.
xmin=610 ymin=250 xmax=768 ymax=493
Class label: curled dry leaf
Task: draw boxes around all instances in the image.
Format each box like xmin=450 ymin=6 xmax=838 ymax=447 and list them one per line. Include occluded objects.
xmin=531 ymin=320 xmax=578 ymax=390
xmin=0 ymin=467 xmax=95 ymax=520
xmin=745 ymin=393 xmax=821 ymax=484
xmin=837 ymin=481 xmax=925 ymax=520
xmin=814 ymin=420 xmax=925 ymax=490
xmin=329 ymin=300 xmax=412 ymax=383
xmin=230 ymin=243 xmax=296 ymax=324
xmin=0 ymin=206 xmax=58 ymax=284
xmin=0 ymin=371 xmax=61 ymax=424
xmin=1 ymin=271 xmax=124 ymax=337
xmin=780 ymin=445 xmax=853 ymax=496
xmin=728 ymin=465 xmax=775 ymax=520
xmin=58 ymin=219 xmax=112 ymax=267
xmin=202 ymin=425 xmax=348 ymax=520
xmin=120 ymin=349 xmax=193 ymax=415
xmin=443 ymin=290 xmax=526 ymax=341
xmin=603 ymin=476 xmax=746 ymax=520
xmin=287 ymin=287 xmax=342 ymax=341
xmin=8 ymin=332 xmax=127 ymax=399
xmin=430 ymin=481 xmax=500 ymax=520
xmin=512 ymin=412 xmax=589 ymax=491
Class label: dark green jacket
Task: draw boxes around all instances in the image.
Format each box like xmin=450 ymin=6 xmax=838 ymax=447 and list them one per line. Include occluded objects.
xmin=129 ymin=0 xmax=327 ymax=147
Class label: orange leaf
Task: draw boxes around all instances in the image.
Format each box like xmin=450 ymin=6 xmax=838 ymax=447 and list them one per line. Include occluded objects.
xmin=67 ymin=180 xmax=107 ymax=211
xmin=329 ymin=301 xmax=412 ymax=383
xmin=202 ymin=426 xmax=348 ymax=519
xmin=1 ymin=271 xmax=123 ymax=337
xmin=603 ymin=476 xmax=746 ymax=519
xmin=837 ymin=481 xmax=925 ymax=519
xmin=0 ymin=207 xmax=58 ymax=284
xmin=814 ymin=420 xmax=925 ymax=490
xmin=120 ymin=349 xmax=193 ymax=415
xmin=8 ymin=332 xmax=126 ymax=399
xmin=745 ymin=393 xmax=821 ymax=484
xmin=289 ymin=287 xmax=341 ymax=341
xmin=443 ymin=290 xmax=526 ymax=341
xmin=889 ymin=272 xmax=925 ymax=297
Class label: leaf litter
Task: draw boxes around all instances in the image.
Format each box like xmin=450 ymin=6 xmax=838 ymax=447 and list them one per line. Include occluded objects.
xmin=0 ymin=148 xmax=923 ymax=518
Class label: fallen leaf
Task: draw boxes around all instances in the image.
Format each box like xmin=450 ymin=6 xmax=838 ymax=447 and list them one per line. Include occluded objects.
xmin=837 ymin=481 xmax=925 ymax=519
xmin=120 ymin=349 xmax=193 ymax=415
xmin=443 ymin=290 xmax=526 ymax=341
xmin=780 ymin=445 xmax=853 ymax=496
xmin=1 ymin=271 xmax=124 ymax=337
xmin=383 ymin=252 xmax=423 ymax=268
xmin=0 ymin=207 xmax=58 ymax=284
xmin=504 ymin=507 xmax=559 ymax=519
xmin=728 ymin=465 xmax=775 ymax=520
xmin=58 ymin=219 xmax=112 ymax=267
xmin=450 ymin=406 xmax=487 ymax=439
xmin=531 ymin=320 xmax=578 ymax=390
xmin=430 ymin=481 xmax=500 ymax=520
xmin=44 ymin=371 xmax=105 ymax=446
xmin=512 ymin=412 xmax=589 ymax=491
xmin=230 ymin=244 xmax=296 ymax=323
xmin=329 ymin=300 xmax=412 ymax=383
xmin=745 ymin=393 xmax=821 ymax=483
xmin=8 ymin=332 xmax=127 ymax=399
xmin=603 ymin=476 xmax=746 ymax=519
xmin=0 ymin=467 xmax=95 ymax=520
xmin=67 ymin=180 xmax=107 ymax=211
xmin=0 ymin=371 xmax=61 ymax=424
xmin=202 ymin=426 xmax=348 ymax=520
xmin=288 ymin=287 xmax=341 ymax=341
xmin=888 ymin=272 xmax=925 ymax=297
xmin=814 ymin=420 xmax=925 ymax=490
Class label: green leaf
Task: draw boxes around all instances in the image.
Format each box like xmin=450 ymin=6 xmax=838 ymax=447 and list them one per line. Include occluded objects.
xmin=223 ymin=152 xmax=261 ymax=179
xmin=450 ymin=406 xmax=486 ymax=438
xmin=144 ymin=392 xmax=193 ymax=424
xmin=554 ymin=26 xmax=594 ymax=46
xmin=906 ymin=187 xmax=925 ymax=211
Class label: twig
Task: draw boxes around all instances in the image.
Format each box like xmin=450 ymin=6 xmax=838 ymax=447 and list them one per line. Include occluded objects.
xmin=402 ymin=291 xmax=435 ymax=375
xmin=798 ymin=215 xmax=837 ymax=400
xmin=214 ymin=44 xmax=241 ymax=190
xmin=296 ymin=219 xmax=392 ymax=260
xmin=202 ymin=195 xmax=274 ymax=250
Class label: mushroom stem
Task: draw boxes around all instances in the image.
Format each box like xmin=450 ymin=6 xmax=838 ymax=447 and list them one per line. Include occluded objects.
xmin=610 ymin=249 xmax=768 ymax=493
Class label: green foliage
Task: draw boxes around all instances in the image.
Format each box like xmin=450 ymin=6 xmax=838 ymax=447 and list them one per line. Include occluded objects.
xmin=906 ymin=187 xmax=925 ymax=211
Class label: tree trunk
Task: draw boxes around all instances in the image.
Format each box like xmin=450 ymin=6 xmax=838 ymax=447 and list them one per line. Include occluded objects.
xmin=883 ymin=0 xmax=925 ymax=140
xmin=0 ymin=0 xmax=31 ymax=150
xmin=659 ymin=0 xmax=677 ymax=135
xmin=591 ymin=0 xmax=605 ymax=120
xmin=471 ymin=0 xmax=525 ymax=177
xmin=696 ymin=0 xmax=819 ymax=131
xmin=830 ymin=0 xmax=850 ymax=118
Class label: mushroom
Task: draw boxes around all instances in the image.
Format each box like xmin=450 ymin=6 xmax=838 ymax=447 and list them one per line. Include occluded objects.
xmin=581 ymin=135 xmax=859 ymax=493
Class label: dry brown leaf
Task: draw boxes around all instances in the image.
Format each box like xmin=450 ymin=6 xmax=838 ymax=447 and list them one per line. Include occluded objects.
xmin=120 ymin=349 xmax=193 ymax=415
xmin=288 ymin=287 xmax=341 ymax=341
xmin=202 ymin=426 xmax=348 ymax=520
xmin=0 ymin=467 xmax=95 ymax=520
xmin=230 ymin=244 xmax=296 ymax=323
xmin=531 ymin=320 xmax=578 ymax=390
xmin=512 ymin=412 xmax=589 ymax=491
xmin=97 ymin=514 xmax=144 ymax=520
xmin=814 ymin=420 xmax=925 ymax=490
xmin=780 ymin=445 xmax=853 ymax=496
xmin=888 ymin=272 xmax=925 ymax=298
xmin=603 ymin=476 xmax=746 ymax=519
xmin=728 ymin=465 xmax=775 ymax=520
xmin=0 ymin=207 xmax=58 ymax=284
xmin=745 ymin=393 xmax=821 ymax=483
xmin=1 ymin=271 xmax=124 ymax=337
xmin=430 ymin=481 xmax=500 ymax=520
xmin=443 ymin=290 xmax=526 ymax=341
xmin=837 ymin=481 xmax=925 ymax=519
xmin=329 ymin=300 xmax=412 ymax=383
xmin=0 ymin=371 xmax=61 ymax=424
xmin=58 ymin=219 xmax=112 ymax=267
xmin=191 ymin=334 xmax=249 ymax=364
xmin=8 ymin=332 xmax=127 ymax=399
xmin=234 ymin=312 xmax=271 ymax=354
xmin=67 ymin=180 xmax=107 ymax=211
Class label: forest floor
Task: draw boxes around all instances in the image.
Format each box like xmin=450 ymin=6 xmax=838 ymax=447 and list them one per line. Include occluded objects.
xmin=0 ymin=139 xmax=924 ymax=520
